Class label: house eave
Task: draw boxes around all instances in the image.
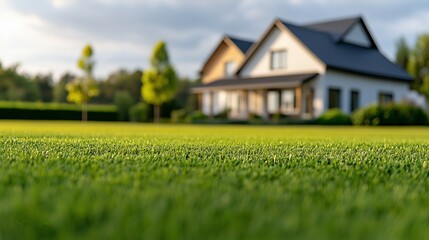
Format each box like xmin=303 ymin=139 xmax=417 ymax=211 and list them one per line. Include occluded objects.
xmin=326 ymin=66 xmax=413 ymax=83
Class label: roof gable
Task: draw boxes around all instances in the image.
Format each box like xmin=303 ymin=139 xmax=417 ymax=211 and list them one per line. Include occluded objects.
xmin=342 ymin=22 xmax=372 ymax=47
xmin=236 ymin=20 xmax=325 ymax=76
xmin=280 ymin=20 xmax=412 ymax=81
xmin=305 ymin=16 xmax=378 ymax=49
xmin=227 ymin=35 xmax=254 ymax=54
xmin=200 ymin=35 xmax=253 ymax=74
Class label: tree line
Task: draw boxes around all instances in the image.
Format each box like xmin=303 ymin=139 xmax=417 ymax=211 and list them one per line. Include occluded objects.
xmin=0 ymin=41 xmax=199 ymax=122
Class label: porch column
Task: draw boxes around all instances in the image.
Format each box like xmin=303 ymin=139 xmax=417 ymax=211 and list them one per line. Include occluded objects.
xmin=243 ymin=90 xmax=249 ymax=118
xmin=209 ymin=91 xmax=214 ymax=118
xmin=197 ymin=93 xmax=203 ymax=112
xmin=295 ymin=87 xmax=302 ymax=114
xmin=261 ymin=89 xmax=269 ymax=120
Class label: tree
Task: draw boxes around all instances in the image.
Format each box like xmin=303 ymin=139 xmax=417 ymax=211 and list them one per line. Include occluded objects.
xmin=33 ymin=73 xmax=54 ymax=102
xmin=0 ymin=63 xmax=40 ymax=101
xmin=54 ymin=72 xmax=75 ymax=102
xmin=96 ymin=69 xmax=143 ymax=104
xmin=141 ymin=41 xmax=177 ymax=122
xmin=395 ymin=36 xmax=410 ymax=70
xmin=114 ymin=91 xmax=134 ymax=121
xmin=66 ymin=44 xmax=99 ymax=121
xmin=407 ymin=34 xmax=429 ymax=92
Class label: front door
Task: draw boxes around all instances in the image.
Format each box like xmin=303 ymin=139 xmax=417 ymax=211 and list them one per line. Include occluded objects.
xmin=305 ymin=89 xmax=314 ymax=118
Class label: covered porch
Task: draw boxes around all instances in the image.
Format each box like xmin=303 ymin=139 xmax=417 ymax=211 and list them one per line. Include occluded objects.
xmin=192 ymin=73 xmax=318 ymax=120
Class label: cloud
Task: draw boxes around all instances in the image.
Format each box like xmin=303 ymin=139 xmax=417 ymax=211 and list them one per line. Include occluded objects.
xmin=2 ymin=0 xmax=428 ymax=79
xmin=51 ymin=0 xmax=76 ymax=9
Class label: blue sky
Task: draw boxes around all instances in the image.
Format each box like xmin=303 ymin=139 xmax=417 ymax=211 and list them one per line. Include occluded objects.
xmin=0 ymin=0 xmax=428 ymax=79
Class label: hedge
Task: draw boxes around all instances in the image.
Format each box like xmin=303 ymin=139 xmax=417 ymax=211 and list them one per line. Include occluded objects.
xmin=0 ymin=102 xmax=117 ymax=121
xmin=352 ymin=103 xmax=428 ymax=126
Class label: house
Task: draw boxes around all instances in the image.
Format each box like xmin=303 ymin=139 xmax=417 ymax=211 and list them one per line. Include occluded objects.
xmin=192 ymin=16 xmax=413 ymax=119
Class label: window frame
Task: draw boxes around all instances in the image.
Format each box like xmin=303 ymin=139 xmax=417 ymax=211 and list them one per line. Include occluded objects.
xmin=378 ymin=92 xmax=394 ymax=105
xmin=328 ymin=88 xmax=342 ymax=110
xmin=224 ymin=61 xmax=236 ymax=77
xmin=270 ymin=50 xmax=287 ymax=70
xmin=350 ymin=90 xmax=360 ymax=112
xmin=281 ymin=89 xmax=296 ymax=113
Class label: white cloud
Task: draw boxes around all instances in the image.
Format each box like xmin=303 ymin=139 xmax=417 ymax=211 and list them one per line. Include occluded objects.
xmin=51 ymin=0 xmax=76 ymax=9
xmin=389 ymin=10 xmax=429 ymax=36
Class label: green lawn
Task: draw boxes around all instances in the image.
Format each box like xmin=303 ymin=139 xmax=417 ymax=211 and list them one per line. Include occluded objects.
xmin=1 ymin=121 xmax=429 ymax=240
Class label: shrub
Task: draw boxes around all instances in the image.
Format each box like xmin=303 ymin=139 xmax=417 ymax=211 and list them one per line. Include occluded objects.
xmin=248 ymin=113 xmax=262 ymax=120
xmin=352 ymin=103 xmax=428 ymax=126
xmin=214 ymin=109 xmax=230 ymax=119
xmin=188 ymin=111 xmax=208 ymax=123
xmin=171 ymin=109 xmax=188 ymax=123
xmin=271 ymin=112 xmax=288 ymax=123
xmin=129 ymin=103 xmax=152 ymax=122
xmin=114 ymin=91 xmax=134 ymax=121
xmin=317 ymin=109 xmax=352 ymax=125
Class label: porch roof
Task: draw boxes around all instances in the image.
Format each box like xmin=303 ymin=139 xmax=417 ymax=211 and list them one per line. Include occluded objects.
xmin=192 ymin=73 xmax=318 ymax=92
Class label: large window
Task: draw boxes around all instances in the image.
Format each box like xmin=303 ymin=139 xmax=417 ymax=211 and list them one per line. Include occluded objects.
xmin=268 ymin=91 xmax=280 ymax=113
xmin=281 ymin=90 xmax=295 ymax=113
xmin=378 ymin=92 xmax=393 ymax=105
xmin=350 ymin=90 xmax=359 ymax=112
xmin=328 ymin=88 xmax=341 ymax=109
xmin=224 ymin=61 xmax=236 ymax=77
xmin=270 ymin=50 xmax=287 ymax=70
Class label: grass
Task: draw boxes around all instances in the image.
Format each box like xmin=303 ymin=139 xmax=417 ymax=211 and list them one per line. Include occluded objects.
xmin=1 ymin=121 xmax=429 ymax=239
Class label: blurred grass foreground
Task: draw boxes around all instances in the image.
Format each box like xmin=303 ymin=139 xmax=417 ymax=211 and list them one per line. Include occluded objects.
xmin=1 ymin=121 xmax=429 ymax=239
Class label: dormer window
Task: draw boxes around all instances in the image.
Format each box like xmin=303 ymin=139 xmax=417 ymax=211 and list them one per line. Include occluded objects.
xmin=270 ymin=50 xmax=287 ymax=70
xmin=224 ymin=61 xmax=236 ymax=77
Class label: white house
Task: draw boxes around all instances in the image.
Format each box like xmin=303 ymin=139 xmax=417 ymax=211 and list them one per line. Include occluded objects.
xmin=193 ymin=16 xmax=413 ymax=119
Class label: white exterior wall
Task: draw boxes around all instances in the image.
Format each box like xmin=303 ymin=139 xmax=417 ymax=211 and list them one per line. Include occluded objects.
xmin=322 ymin=70 xmax=411 ymax=114
xmin=239 ymin=26 xmax=325 ymax=77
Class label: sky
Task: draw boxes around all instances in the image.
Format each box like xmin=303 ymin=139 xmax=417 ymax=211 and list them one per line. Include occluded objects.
xmin=0 ymin=0 xmax=428 ymax=80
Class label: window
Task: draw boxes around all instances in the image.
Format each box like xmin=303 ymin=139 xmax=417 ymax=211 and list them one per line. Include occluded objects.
xmin=379 ymin=92 xmax=393 ymax=105
xmin=270 ymin=50 xmax=287 ymax=70
xmin=350 ymin=90 xmax=359 ymax=112
xmin=268 ymin=91 xmax=280 ymax=113
xmin=281 ymin=90 xmax=295 ymax=113
xmin=328 ymin=88 xmax=341 ymax=109
xmin=224 ymin=61 xmax=236 ymax=77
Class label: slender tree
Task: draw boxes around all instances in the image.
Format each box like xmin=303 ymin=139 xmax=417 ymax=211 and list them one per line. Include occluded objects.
xmin=395 ymin=36 xmax=410 ymax=70
xmin=54 ymin=72 xmax=76 ymax=102
xmin=141 ymin=41 xmax=177 ymax=122
xmin=66 ymin=44 xmax=99 ymax=121
xmin=407 ymin=34 xmax=429 ymax=92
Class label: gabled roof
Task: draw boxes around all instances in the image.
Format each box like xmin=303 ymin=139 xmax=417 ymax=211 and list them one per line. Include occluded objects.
xmin=236 ymin=16 xmax=412 ymax=82
xmin=280 ymin=19 xmax=412 ymax=81
xmin=200 ymin=35 xmax=254 ymax=74
xmin=227 ymin=35 xmax=254 ymax=54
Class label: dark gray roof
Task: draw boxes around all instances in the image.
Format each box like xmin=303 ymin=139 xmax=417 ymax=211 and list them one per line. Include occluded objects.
xmin=192 ymin=73 xmax=317 ymax=92
xmin=305 ymin=17 xmax=359 ymax=40
xmin=279 ymin=19 xmax=413 ymax=81
xmin=227 ymin=35 xmax=254 ymax=54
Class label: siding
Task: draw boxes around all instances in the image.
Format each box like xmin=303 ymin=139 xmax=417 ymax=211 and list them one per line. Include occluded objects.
xmin=322 ymin=70 xmax=410 ymax=114
xmin=239 ymin=25 xmax=325 ymax=77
